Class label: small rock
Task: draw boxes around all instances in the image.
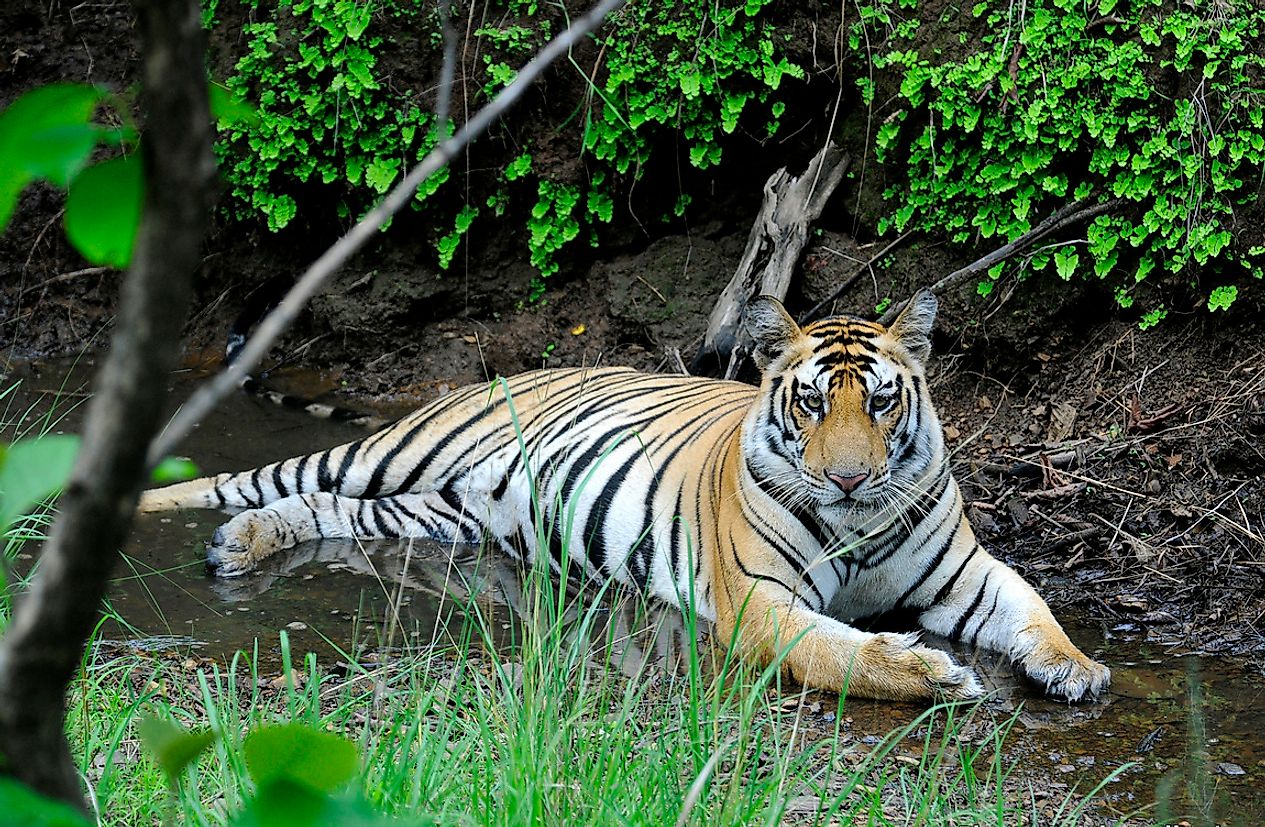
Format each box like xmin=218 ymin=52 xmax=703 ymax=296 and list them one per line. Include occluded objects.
xmin=1216 ymin=762 xmax=1246 ymax=776
xmin=286 ymin=621 xmax=308 ymax=631
xmin=1057 ymin=764 xmax=1076 ymax=774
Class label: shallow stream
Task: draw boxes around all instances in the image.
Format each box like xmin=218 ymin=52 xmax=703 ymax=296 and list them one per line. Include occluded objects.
xmin=5 ymin=358 xmax=1263 ymax=825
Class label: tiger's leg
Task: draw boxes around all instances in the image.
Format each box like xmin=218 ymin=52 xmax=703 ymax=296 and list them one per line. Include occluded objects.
xmin=918 ymin=550 xmax=1110 ymax=701
xmin=715 ymin=575 xmax=984 ymax=702
xmin=206 ymin=491 xmax=488 ymax=576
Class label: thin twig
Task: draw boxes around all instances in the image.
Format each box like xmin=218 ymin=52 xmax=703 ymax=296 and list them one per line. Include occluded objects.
xmin=798 ymin=231 xmax=911 ymax=324
xmin=877 ymin=198 xmax=1124 ymax=324
xmin=146 ymin=0 xmax=628 ymax=467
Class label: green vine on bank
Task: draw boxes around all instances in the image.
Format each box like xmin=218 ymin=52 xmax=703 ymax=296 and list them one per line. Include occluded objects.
xmin=851 ymin=0 xmax=1265 ymax=321
xmin=205 ymin=0 xmax=803 ymax=298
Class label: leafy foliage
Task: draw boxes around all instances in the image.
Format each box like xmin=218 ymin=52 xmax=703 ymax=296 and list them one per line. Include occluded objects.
xmin=0 ymin=83 xmax=140 ymax=266
xmin=207 ymin=0 xmax=803 ymax=296
xmin=1 ymin=79 xmax=252 ymax=269
xmin=853 ymin=0 xmax=1265 ymax=321
xmin=212 ymin=0 xmax=443 ymax=233
xmin=0 ymin=435 xmax=79 ymax=531
xmin=135 ymin=715 xmax=428 ymax=827
xmin=0 ymin=778 xmax=92 ymax=827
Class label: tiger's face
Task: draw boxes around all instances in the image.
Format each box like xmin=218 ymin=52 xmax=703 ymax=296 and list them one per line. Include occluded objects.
xmin=742 ymin=291 xmax=942 ymax=513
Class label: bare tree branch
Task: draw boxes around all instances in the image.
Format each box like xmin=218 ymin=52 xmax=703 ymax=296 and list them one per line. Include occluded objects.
xmin=0 ymin=0 xmax=215 ymax=808
xmin=877 ymin=198 xmax=1124 ymax=325
xmin=147 ymin=0 xmax=628 ymax=468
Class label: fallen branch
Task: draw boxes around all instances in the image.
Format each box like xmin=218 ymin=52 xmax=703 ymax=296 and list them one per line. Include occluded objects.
xmin=877 ymin=197 xmax=1125 ymax=325
xmin=692 ymin=144 xmax=850 ymax=376
xmin=147 ymin=0 xmax=628 ymax=467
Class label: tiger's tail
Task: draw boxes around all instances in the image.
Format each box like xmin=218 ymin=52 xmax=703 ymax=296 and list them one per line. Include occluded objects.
xmin=138 ymin=438 xmax=361 ymax=513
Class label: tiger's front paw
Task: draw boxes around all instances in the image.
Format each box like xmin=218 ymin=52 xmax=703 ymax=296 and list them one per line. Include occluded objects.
xmin=206 ymin=509 xmax=295 ymax=577
xmin=1020 ymin=642 xmax=1111 ymax=702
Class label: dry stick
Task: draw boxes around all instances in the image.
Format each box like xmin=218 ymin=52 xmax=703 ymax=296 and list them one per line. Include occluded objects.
xmin=797 ymin=230 xmax=912 ymax=324
xmin=0 ymin=0 xmax=215 ymax=807
xmin=877 ymin=197 xmax=1125 ymax=325
xmin=434 ymin=0 xmax=457 ymax=131
xmin=147 ymin=0 xmax=628 ymax=468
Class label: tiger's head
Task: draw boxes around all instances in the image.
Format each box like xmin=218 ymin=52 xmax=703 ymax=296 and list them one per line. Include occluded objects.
xmin=741 ymin=290 xmax=945 ymax=513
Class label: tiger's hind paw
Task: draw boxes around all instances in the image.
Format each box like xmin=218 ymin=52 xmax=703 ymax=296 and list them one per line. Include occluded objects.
xmin=205 ymin=509 xmax=294 ymax=577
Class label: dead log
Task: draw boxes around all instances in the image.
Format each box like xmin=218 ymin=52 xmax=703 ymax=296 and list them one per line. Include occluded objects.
xmin=691 ymin=144 xmax=849 ymax=377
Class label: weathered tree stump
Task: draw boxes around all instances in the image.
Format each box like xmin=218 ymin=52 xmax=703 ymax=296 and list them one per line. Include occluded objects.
xmin=692 ymin=143 xmax=849 ymax=377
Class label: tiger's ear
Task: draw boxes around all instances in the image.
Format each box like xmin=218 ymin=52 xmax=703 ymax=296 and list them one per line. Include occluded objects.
xmin=887 ymin=289 xmax=937 ymax=363
xmin=745 ymin=295 xmax=801 ymax=369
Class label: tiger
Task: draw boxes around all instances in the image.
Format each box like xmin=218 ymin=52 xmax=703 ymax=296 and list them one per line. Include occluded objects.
xmin=139 ymin=290 xmax=1110 ymax=702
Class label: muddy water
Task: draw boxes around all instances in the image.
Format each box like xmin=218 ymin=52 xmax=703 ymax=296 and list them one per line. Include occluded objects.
xmin=6 ymin=359 xmax=1264 ymax=825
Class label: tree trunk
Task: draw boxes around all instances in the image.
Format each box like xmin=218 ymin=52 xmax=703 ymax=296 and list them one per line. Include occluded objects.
xmin=0 ymin=0 xmax=214 ymax=809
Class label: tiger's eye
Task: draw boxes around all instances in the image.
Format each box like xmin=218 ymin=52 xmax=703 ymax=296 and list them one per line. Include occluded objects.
xmin=801 ymin=393 xmax=824 ymax=413
xmin=871 ymin=392 xmax=897 ymax=413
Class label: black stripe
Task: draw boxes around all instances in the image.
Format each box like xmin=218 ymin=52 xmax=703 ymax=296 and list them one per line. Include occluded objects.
xmin=316 ymin=450 xmax=334 ymax=491
xmin=333 ymin=440 xmax=365 ymax=494
xmin=294 ymin=454 xmax=311 ymax=493
xmin=732 ymin=547 xmax=795 ymax=597
xmin=247 ymin=468 xmax=265 ymax=508
xmin=895 ymin=518 xmax=962 ymax=609
xmin=930 ymin=545 xmax=979 ymax=606
xmin=271 ymin=463 xmax=289 ymax=499
xmin=492 ymin=474 xmax=509 ymax=500
xmin=969 ymin=590 xmax=1001 ymax=648
xmin=950 ymin=572 xmax=992 ymax=640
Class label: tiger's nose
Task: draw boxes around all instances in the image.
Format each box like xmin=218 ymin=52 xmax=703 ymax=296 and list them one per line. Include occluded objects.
xmin=827 ymin=471 xmax=869 ymax=494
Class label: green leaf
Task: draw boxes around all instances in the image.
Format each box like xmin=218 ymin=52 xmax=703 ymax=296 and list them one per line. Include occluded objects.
xmin=244 ymin=724 xmax=358 ymax=793
xmin=0 ymin=83 xmax=103 ymax=187
xmin=0 ymin=172 xmax=24 ymax=232
xmin=151 ymin=457 xmax=199 ymax=483
xmin=0 ymin=435 xmax=79 ymax=530
xmin=209 ymin=83 xmax=258 ymax=126
xmin=64 ymin=155 xmax=143 ymax=268
xmin=364 ymin=157 xmax=398 ymax=193
xmin=1054 ymin=248 xmax=1079 ymax=281
xmin=137 ymin=715 xmax=217 ymax=783
xmin=1207 ymin=285 xmax=1237 ymax=312
xmin=232 ymin=779 xmax=425 ymax=827
xmin=0 ymin=778 xmax=92 ymax=827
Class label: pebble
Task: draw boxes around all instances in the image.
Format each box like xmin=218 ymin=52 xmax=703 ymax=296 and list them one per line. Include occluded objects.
xmin=286 ymin=621 xmax=308 ymax=631
xmin=1216 ymin=762 xmax=1246 ymax=776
